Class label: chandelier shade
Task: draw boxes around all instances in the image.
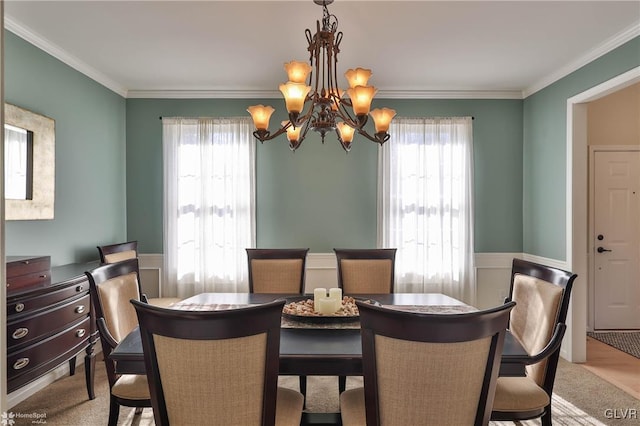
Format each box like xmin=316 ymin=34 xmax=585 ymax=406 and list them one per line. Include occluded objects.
xmin=246 ymin=105 xmax=275 ymax=131
xmin=247 ymin=0 xmax=396 ymax=152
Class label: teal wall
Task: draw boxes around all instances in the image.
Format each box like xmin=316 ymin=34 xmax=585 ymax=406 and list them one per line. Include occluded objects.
xmin=522 ymin=37 xmax=640 ymax=260
xmin=126 ymin=98 xmax=523 ymax=254
xmin=9 ymin=28 xmax=636 ymax=263
xmin=4 ymin=31 xmax=127 ymax=266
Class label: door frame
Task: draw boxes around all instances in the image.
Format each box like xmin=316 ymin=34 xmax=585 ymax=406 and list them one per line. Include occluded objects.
xmin=567 ymin=66 xmax=640 ymax=362
xmin=588 ymin=145 xmax=640 ymax=331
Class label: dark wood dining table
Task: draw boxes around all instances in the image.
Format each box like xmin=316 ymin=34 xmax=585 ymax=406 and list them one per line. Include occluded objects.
xmin=110 ymin=293 xmax=528 ymax=424
xmin=111 ymin=292 xmax=528 ymax=376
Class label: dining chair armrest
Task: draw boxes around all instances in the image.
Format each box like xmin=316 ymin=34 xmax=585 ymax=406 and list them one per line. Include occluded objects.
xmin=521 ymin=323 xmax=567 ymax=365
xmin=96 ymin=317 xmax=119 ymax=350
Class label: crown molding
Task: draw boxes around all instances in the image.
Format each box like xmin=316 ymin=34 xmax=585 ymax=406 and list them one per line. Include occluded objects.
xmin=5 ymin=16 xmax=129 ymax=98
xmin=127 ymin=89 xmax=524 ymax=100
xmin=523 ymin=23 xmax=640 ymax=98
xmin=126 ymin=89 xmax=281 ymax=99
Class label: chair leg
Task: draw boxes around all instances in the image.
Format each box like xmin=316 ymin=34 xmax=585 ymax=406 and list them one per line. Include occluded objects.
xmin=541 ymin=406 xmax=552 ymax=426
xmin=339 ymin=375 xmax=347 ymax=394
xmin=108 ymin=397 xmax=120 ymax=426
xmin=299 ymin=375 xmax=307 ymax=408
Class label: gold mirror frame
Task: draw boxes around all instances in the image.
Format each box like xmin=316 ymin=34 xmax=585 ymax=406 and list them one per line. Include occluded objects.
xmin=5 ymin=103 xmax=55 ymax=220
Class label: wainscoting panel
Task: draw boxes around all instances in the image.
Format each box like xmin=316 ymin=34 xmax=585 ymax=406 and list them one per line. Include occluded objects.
xmin=138 ymin=254 xmax=163 ymax=298
xmin=305 ymin=253 xmax=338 ymax=293
xmin=138 ymin=252 xmax=568 ymax=306
xmin=474 ymin=253 xmax=519 ymax=309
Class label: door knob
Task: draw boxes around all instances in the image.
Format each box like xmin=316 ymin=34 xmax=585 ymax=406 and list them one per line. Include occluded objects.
xmin=597 ymin=247 xmax=612 ymax=253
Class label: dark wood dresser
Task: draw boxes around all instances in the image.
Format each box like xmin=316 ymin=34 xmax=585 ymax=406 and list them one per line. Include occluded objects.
xmin=6 ymin=257 xmax=99 ymax=399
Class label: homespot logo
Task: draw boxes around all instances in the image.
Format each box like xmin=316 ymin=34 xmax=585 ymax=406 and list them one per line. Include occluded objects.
xmin=0 ymin=412 xmax=15 ymax=426
xmin=1 ymin=412 xmax=47 ymax=425
xmin=604 ymin=408 xmax=638 ymax=420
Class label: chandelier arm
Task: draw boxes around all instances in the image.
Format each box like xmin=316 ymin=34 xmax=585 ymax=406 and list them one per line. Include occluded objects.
xmin=299 ymin=119 xmax=313 ymax=142
xmin=354 ymin=127 xmax=391 ymax=145
xmin=313 ymin=21 xmax=322 ymax=94
xmin=252 ymin=126 xmax=290 ymax=143
xmin=334 ymin=105 xmax=362 ymax=129
xmin=294 ymin=100 xmax=317 ymax=128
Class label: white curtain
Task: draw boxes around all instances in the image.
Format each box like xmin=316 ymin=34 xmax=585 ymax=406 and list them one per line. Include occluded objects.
xmin=162 ymin=117 xmax=255 ymax=298
xmin=377 ymin=117 xmax=475 ymax=304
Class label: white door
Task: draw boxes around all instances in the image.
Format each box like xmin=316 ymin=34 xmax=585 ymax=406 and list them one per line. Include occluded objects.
xmin=593 ymin=150 xmax=640 ymax=330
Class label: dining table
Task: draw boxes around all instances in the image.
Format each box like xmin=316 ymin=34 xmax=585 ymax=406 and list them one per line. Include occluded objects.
xmin=110 ymin=292 xmax=529 ymax=424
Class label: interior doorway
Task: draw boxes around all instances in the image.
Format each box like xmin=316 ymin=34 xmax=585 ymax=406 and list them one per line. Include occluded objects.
xmin=567 ymin=66 xmax=640 ymax=363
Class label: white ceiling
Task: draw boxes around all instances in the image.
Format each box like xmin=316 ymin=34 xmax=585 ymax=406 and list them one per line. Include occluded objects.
xmin=5 ymin=1 xmax=640 ymax=99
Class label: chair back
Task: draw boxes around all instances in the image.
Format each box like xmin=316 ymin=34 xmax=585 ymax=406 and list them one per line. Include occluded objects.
xmin=87 ymin=258 xmax=143 ymax=343
xmin=334 ymin=249 xmax=396 ymax=294
xmin=131 ymin=299 xmax=286 ymax=426
xmin=357 ymin=300 xmax=515 ymax=426
xmin=85 ymin=258 xmax=143 ymax=387
xmin=97 ymin=240 xmax=138 ymax=264
xmin=507 ymin=258 xmax=576 ymax=389
xmin=246 ymin=248 xmax=309 ymax=294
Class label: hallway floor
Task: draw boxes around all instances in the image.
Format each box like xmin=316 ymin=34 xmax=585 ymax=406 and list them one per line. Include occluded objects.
xmin=581 ymin=336 xmax=640 ymax=400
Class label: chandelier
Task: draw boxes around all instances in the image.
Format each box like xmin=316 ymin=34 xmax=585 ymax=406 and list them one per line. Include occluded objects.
xmin=247 ymin=0 xmax=396 ymax=152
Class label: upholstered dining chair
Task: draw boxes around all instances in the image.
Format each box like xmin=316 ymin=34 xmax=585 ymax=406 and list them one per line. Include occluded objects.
xmin=246 ymin=248 xmax=309 ymax=293
xmin=85 ymin=258 xmax=151 ymax=426
xmin=246 ymin=248 xmax=310 ymax=403
xmin=97 ymin=241 xmax=181 ymax=308
xmin=340 ymin=300 xmax=516 ymax=426
xmin=333 ymin=248 xmax=397 ymax=394
xmin=131 ymin=299 xmax=304 ymax=426
xmin=333 ymin=248 xmax=396 ymax=294
xmin=491 ymin=258 xmax=577 ymax=426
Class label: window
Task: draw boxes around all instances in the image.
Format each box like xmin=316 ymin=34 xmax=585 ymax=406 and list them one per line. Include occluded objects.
xmin=162 ymin=117 xmax=255 ymax=297
xmin=378 ymin=117 xmax=475 ymax=303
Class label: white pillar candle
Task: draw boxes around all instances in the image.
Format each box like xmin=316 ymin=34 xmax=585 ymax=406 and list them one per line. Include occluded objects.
xmin=313 ymin=288 xmax=327 ymax=312
xmin=329 ymin=288 xmax=343 ymax=311
xmin=317 ymin=298 xmax=336 ymax=315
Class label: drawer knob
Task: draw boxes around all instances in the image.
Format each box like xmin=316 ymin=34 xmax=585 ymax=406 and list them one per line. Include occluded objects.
xmin=75 ymin=305 xmax=86 ymax=314
xmin=15 ymin=303 xmax=25 ymax=313
xmin=22 ymin=260 xmax=30 ymax=265
xmin=76 ymin=285 xmax=84 ymax=292
xmin=12 ymin=327 xmax=29 ymax=340
xmin=13 ymin=358 xmax=30 ymax=370
xmin=76 ymin=329 xmax=86 ymax=338
xmin=39 ymin=274 xmax=48 ymax=278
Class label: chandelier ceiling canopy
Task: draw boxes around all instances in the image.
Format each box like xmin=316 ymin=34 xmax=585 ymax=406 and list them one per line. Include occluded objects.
xmin=247 ymin=0 xmax=396 ymax=152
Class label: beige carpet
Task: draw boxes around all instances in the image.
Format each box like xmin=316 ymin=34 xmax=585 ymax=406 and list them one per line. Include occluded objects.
xmin=7 ymin=358 xmax=638 ymax=425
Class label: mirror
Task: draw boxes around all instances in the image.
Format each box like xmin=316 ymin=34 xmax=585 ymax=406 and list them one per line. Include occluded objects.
xmin=4 ymin=103 xmax=55 ymax=220
xmin=5 ymin=123 xmax=34 ymax=200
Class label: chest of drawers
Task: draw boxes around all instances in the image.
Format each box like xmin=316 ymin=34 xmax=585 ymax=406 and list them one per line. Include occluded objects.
xmin=6 ymin=259 xmax=99 ymax=398
xmin=6 ymin=256 xmax=51 ymax=292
